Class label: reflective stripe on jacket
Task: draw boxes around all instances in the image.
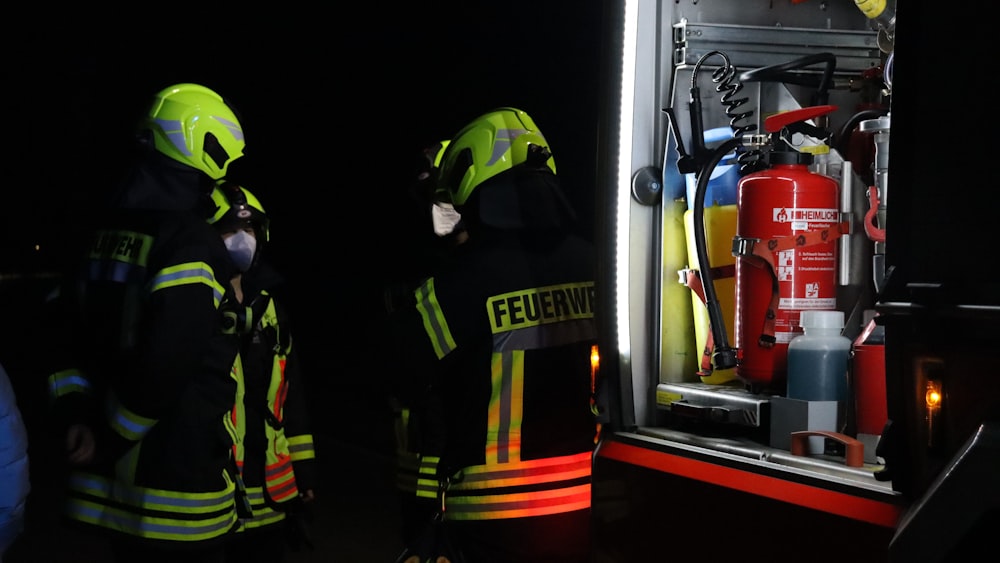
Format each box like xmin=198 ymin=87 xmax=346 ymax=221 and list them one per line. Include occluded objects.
xmin=64 ymin=470 xmax=238 ymax=542
xmin=399 ymin=233 xmax=600 ymax=521
xmin=232 ymin=291 xmax=316 ymax=530
xmin=445 ymin=451 xmax=592 ymax=520
xmin=47 ymin=209 xmax=243 ymax=544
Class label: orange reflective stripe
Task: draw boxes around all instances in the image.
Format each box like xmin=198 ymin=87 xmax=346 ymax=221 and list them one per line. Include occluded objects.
xmin=454 ymin=452 xmax=592 ymax=489
xmin=265 ymin=455 xmax=297 ymax=502
xmin=445 ymin=483 xmax=591 ymax=520
xmin=445 ymin=452 xmax=592 ymax=519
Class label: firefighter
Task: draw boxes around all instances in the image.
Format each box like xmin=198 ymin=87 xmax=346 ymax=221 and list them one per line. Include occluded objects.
xmin=387 ymin=108 xmax=599 ymax=563
xmin=385 ymin=139 xmax=468 ymax=551
xmin=206 ymin=182 xmax=319 ymax=562
xmin=46 ymin=83 xmax=248 ymax=563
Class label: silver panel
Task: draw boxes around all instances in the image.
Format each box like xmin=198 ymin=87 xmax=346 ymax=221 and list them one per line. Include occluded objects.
xmin=674 ymin=20 xmax=881 ymax=74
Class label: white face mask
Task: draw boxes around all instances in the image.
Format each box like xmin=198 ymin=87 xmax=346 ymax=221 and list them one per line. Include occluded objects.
xmin=224 ymin=230 xmax=257 ymax=272
xmin=431 ymin=202 xmax=462 ymax=237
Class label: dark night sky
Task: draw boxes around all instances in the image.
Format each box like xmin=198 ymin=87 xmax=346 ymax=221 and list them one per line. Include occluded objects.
xmin=5 ymin=5 xmax=608 ymax=441
xmin=12 ymin=4 xmax=606 ymax=271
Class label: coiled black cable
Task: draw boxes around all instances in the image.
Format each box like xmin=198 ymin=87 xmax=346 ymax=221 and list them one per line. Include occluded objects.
xmin=691 ymin=50 xmax=760 ymax=174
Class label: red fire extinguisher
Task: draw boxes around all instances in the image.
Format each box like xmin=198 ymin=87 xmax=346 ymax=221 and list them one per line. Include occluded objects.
xmin=732 ymin=105 xmax=850 ymax=392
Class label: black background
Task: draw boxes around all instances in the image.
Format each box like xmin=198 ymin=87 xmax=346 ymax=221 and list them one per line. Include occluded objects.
xmin=5 ymin=4 xmax=607 ymax=457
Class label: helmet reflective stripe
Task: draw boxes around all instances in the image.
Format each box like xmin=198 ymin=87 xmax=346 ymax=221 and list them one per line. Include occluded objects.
xmin=155 ymin=119 xmax=192 ymax=156
xmin=155 ymin=116 xmax=244 ymax=157
xmin=213 ymin=115 xmax=244 ymax=140
xmin=487 ymin=128 xmax=529 ymax=166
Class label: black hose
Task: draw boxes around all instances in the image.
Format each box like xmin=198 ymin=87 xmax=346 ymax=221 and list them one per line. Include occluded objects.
xmin=739 ymin=52 xmax=837 ymax=106
xmin=833 ymin=108 xmax=889 ymax=156
xmin=693 ymin=136 xmax=743 ymax=370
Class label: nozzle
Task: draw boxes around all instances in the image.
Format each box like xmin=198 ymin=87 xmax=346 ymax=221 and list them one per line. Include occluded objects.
xmin=712 ymin=347 xmax=738 ymax=371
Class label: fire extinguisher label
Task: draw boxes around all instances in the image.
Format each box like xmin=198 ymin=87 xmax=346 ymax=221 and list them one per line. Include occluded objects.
xmin=773 ymin=207 xmax=839 ymax=223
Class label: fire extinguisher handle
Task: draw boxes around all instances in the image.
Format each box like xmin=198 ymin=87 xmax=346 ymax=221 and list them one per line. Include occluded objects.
xmin=764 ymin=105 xmax=838 ymax=133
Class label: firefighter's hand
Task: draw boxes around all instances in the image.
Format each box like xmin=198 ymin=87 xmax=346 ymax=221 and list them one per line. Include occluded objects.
xmin=66 ymin=423 xmax=96 ymax=466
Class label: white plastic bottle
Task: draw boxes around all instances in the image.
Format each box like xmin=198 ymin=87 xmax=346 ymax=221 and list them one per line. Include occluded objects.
xmin=786 ymin=310 xmax=853 ymax=412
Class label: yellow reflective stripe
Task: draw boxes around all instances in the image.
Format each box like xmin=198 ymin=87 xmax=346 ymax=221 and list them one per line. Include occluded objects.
xmin=89 ymin=229 xmax=153 ymax=266
xmin=415 ymin=455 xmax=441 ymax=499
xmin=487 ymin=282 xmax=596 ymax=334
xmin=150 ymin=261 xmax=225 ymax=308
xmin=68 ymin=471 xmax=236 ymax=512
xmin=453 ymin=452 xmax=593 ymax=489
xmin=48 ymin=369 xmax=91 ymax=399
xmin=444 ymin=483 xmax=591 ymax=520
xmin=488 ymin=351 xmax=524 ymax=464
xmin=66 ymin=497 xmax=238 ymax=541
xmin=65 ymin=471 xmax=238 ymax=541
xmin=287 ymin=434 xmax=315 ymax=461
xmin=415 ymin=278 xmax=455 ymax=359
xmin=107 ymin=392 xmax=157 ymax=441
xmin=237 ymin=486 xmax=286 ymax=530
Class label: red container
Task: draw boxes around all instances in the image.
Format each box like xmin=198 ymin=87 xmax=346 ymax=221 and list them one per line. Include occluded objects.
xmin=852 ymin=317 xmax=888 ymax=436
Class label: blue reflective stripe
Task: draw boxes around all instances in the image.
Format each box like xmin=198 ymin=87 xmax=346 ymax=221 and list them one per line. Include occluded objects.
xmin=150 ymin=262 xmax=225 ymax=307
xmin=213 ymin=116 xmax=245 ymax=142
xmin=88 ymin=258 xmax=144 ymax=284
xmin=154 ymin=118 xmax=192 ymax=156
xmin=48 ymin=370 xmax=92 ymax=398
xmin=106 ymin=394 xmax=156 ymax=441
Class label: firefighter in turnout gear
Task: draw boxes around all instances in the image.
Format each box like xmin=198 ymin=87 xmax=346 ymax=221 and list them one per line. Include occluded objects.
xmin=46 ymin=83 xmax=249 ymax=563
xmin=387 ymin=107 xmax=599 ymax=563
xmin=207 ymin=183 xmax=318 ymax=562
xmin=386 ymin=139 xmax=466 ymax=550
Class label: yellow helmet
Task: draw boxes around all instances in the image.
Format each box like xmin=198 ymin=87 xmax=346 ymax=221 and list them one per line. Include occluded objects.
xmin=437 ymin=107 xmax=556 ymax=207
xmin=141 ymin=83 xmax=245 ymax=180
xmin=207 ymin=182 xmax=269 ymax=243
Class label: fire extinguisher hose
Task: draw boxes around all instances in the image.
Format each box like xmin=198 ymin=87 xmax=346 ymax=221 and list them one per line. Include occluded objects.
xmin=692 ymin=136 xmax=744 ymax=370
